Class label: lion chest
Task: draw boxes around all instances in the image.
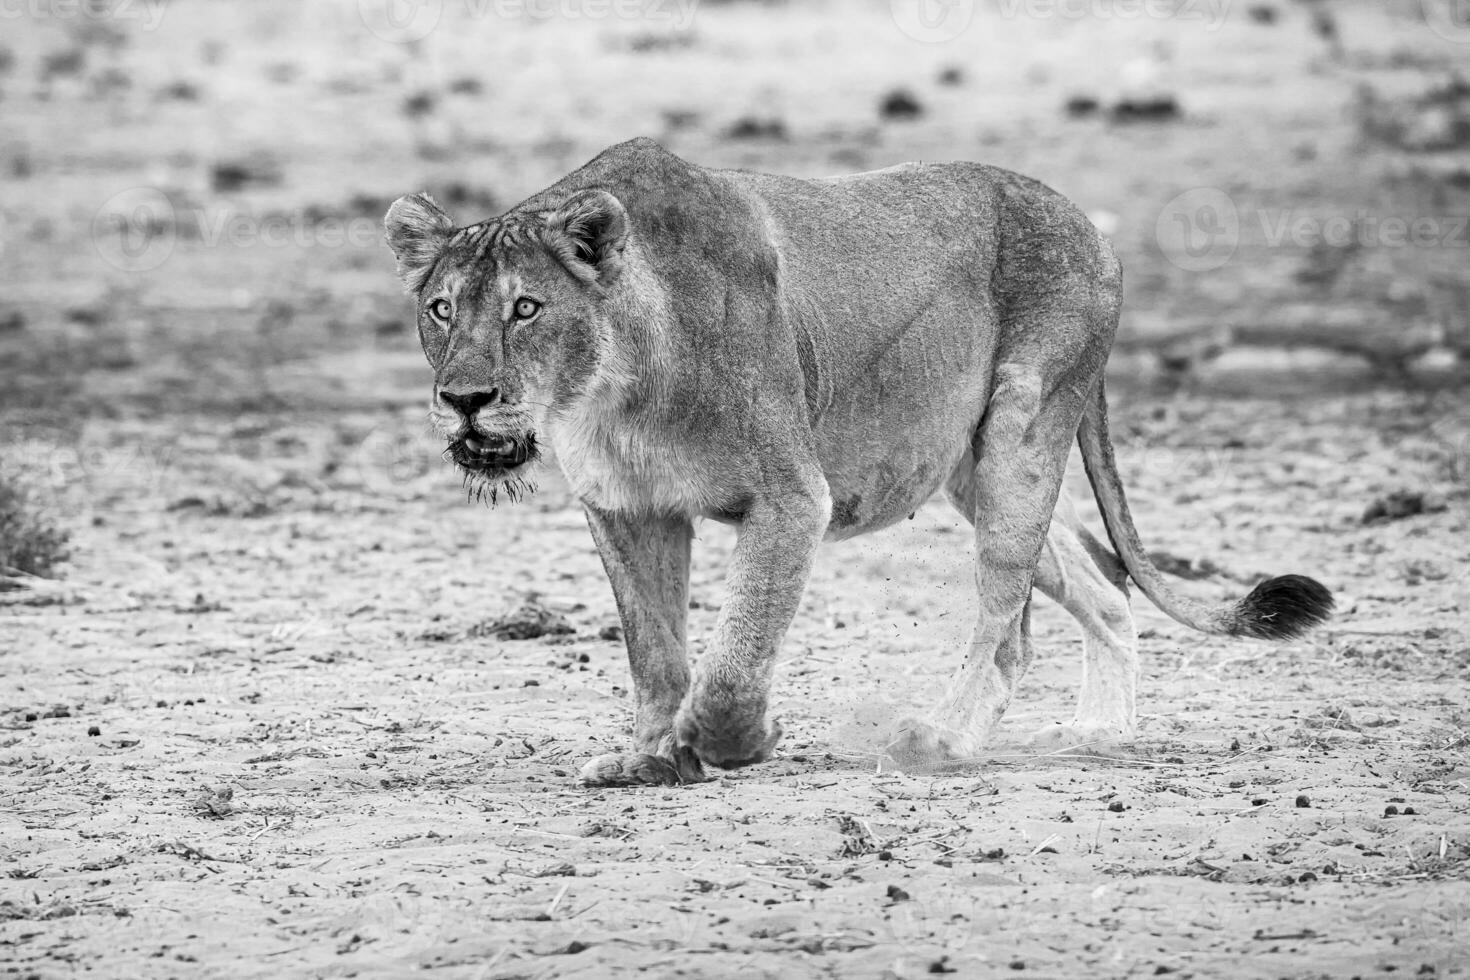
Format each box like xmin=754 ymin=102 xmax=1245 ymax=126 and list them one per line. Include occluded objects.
xmin=549 ymin=412 xmax=718 ymax=516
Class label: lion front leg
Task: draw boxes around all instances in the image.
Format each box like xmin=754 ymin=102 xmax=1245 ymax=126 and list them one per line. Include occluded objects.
xmin=675 ymin=480 xmax=830 ymax=770
xmin=579 ymin=508 xmax=706 ymax=788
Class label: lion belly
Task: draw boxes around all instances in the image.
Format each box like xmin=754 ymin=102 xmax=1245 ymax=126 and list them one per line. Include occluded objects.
xmin=815 ymin=330 xmax=992 ymax=541
xmin=798 ymin=265 xmax=996 ymax=542
xmin=817 ymin=411 xmax=981 ymax=541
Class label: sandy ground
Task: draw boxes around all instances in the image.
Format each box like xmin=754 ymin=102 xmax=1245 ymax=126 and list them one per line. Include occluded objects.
xmin=3 ymin=1 xmax=1470 ymax=977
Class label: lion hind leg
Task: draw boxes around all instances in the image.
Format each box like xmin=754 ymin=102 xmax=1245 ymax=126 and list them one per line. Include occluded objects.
xmin=886 ymin=356 xmax=1095 ymax=771
xmin=1028 ymin=499 xmax=1140 ymax=755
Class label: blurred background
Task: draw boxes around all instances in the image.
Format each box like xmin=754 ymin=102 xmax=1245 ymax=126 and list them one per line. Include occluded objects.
xmin=1 ymin=0 xmax=1468 ymax=580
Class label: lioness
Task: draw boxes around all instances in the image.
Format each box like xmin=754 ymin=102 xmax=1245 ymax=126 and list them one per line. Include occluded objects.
xmin=384 ymin=138 xmax=1332 ymax=787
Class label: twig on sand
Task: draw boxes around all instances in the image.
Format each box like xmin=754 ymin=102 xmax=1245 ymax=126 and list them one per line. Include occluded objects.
xmin=746 ymin=875 xmax=803 ymax=891
xmin=546 ymin=882 xmax=570 ymax=916
xmin=1028 ymin=834 xmax=1061 ymax=857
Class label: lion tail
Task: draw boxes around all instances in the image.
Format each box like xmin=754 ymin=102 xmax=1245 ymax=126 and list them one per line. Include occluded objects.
xmin=1076 ymin=378 xmax=1334 ymax=640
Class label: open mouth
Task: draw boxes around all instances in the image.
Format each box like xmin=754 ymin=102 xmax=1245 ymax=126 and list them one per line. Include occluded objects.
xmin=446 ymin=431 xmax=536 ymax=473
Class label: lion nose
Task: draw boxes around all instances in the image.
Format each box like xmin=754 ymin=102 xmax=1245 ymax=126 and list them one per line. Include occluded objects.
xmin=439 ymin=387 xmax=501 ymax=417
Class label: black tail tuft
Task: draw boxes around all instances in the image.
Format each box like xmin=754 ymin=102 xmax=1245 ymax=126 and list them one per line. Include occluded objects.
xmin=1227 ymin=574 xmax=1335 ymax=640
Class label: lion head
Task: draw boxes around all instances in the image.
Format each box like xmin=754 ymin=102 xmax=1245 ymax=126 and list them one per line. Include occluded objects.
xmin=383 ymin=188 xmax=632 ymax=503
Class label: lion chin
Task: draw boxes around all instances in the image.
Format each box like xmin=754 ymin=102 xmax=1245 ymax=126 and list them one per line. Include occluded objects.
xmin=445 ymin=431 xmax=539 ymax=506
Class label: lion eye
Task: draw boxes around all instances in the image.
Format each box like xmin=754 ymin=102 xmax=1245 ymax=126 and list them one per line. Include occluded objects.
xmin=513 ymin=298 xmax=541 ymax=320
xmin=428 ymin=299 xmax=452 ymax=322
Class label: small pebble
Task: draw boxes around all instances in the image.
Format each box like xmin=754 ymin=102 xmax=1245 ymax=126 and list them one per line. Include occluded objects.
xmin=1295 ymin=795 xmax=1311 ymax=808
xmin=1064 ymin=94 xmax=1100 ymax=118
xmin=1251 ymin=798 xmax=1269 ymax=807
xmin=1298 ymin=871 xmax=1317 ymax=882
xmin=886 ymin=884 xmax=910 ymax=902
xmin=879 ymin=89 xmax=924 ymax=121
xmin=87 ymin=725 xmax=100 ymax=737
xmin=24 ymin=712 xmax=37 ymax=722
xmin=1108 ymin=801 xmax=1125 ymax=813
xmin=1403 ymin=806 xmax=1417 ymax=815
xmin=878 ymin=849 xmax=894 ymax=861
xmin=1385 ymin=805 xmax=1400 ymax=816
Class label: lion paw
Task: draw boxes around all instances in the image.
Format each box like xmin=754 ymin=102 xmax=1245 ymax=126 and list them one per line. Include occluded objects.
xmin=578 ymin=746 xmax=707 ymax=788
xmin=883 ymin=717 xmax=981 ymax=772
xmin=675 ymin=708 xmax=782 ymax=770
xmin=1024 ymin=722 xmax=1131 ymax=758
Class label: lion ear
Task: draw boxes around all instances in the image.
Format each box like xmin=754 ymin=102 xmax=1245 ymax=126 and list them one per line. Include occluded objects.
xmin=543 ymin=189 xmax=627 ymax=284
xmin=384 ymin=193 xmax=454 ymax=292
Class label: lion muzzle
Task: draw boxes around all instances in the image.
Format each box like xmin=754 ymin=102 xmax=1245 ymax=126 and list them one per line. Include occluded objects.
xmin=446 ymin=431 xmax=537 ymax=473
